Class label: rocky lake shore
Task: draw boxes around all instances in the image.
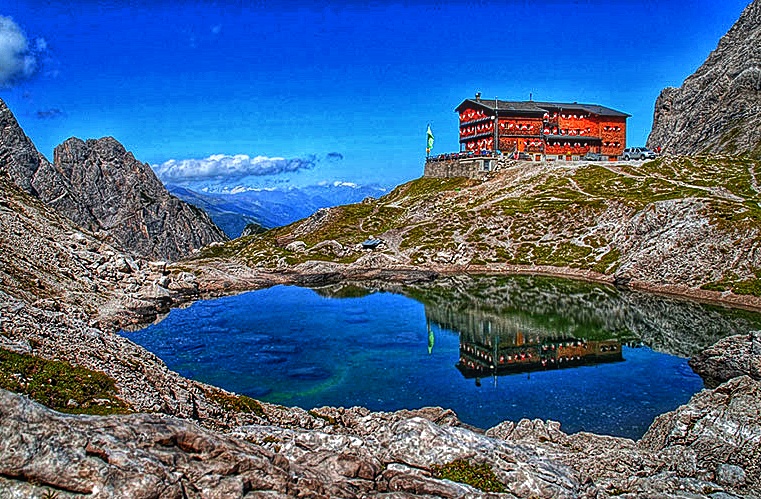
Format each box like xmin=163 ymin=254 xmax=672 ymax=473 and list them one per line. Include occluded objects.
xmin=1 ymin=208 xmax=760 ymax=498
xmin=3 ymin=137 xmax=761 ymax=496
xmin=2 ymin=281 xmax=761 ymax=498
xmin=3 ymin=2 xmax=761 ymax=490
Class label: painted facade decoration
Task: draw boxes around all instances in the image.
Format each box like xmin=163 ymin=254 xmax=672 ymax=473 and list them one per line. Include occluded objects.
xmin=456 ymin=97 xmax=629 ymax=160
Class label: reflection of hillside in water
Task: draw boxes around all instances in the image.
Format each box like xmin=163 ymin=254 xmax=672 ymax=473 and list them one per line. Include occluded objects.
xmin=411 ymin=275 xmax=761 ymax=358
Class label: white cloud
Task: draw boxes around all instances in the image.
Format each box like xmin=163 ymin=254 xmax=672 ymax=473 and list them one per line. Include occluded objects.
xmin=34 ymin=37 xmax=47 ymax=51
xmin=333 ymin=181 xmax=358 ymax=188
xmin=153 ymin=154 xmax=317 ymax=182
xmin=0 ymin=16 xmax=37 ymax=87
xmin=211 ymin=24 xmax=222 ymax=35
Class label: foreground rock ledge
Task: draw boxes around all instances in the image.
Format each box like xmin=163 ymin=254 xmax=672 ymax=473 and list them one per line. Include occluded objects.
xmin=1 ymin=375 xmax=759 ymax=498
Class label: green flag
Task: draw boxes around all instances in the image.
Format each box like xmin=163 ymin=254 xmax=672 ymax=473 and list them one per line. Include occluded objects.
xmin=427 ymin=322 xmax=435 ymax=355
xmin=426 ymin=125 xmax=434 ymax=155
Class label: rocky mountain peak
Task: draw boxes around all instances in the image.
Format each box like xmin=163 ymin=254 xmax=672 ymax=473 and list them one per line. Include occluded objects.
xmin=50 ymin=135 xmax=228 ymax=261
xmin=0 ymin=98 xmax=228 ymax=261
xmin=0 ymin=98 xmax=47 ymax=194
xmin=647 ymin=0 xmax=761 ymax=157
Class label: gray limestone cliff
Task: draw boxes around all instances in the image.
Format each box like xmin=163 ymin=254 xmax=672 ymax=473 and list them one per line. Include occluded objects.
xmin=647 ymin=0 xmax=761 ymax=157
xmin=0 ymin=98 xmax=227 ymax=261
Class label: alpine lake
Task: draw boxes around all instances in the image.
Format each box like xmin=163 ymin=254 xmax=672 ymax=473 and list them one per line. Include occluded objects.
xmin=123 ymin=275 xmax=761 ymax=439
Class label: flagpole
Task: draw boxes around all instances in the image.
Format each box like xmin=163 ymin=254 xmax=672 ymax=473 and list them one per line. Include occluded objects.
xmin=426 ymin=123 xmax=430 ymax=158
xmin=426 ymin=123 xmax=434 ymax=158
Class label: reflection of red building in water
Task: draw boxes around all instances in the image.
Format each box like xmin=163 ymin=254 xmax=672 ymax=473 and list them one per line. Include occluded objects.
xmin=457 ymin=334 xmax=623 ymax=379
xmin=456 ymin=95 xmax=629 ymax=161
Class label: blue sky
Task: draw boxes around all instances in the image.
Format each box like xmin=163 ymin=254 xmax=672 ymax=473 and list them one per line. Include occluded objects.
xmin=0 ymin=0 xmax=752 ymax=191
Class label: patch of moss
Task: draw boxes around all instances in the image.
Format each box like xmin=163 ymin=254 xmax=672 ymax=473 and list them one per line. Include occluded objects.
xmin=702 ymin=277 xmax=761 ymax=297
xmin=431 ymin=459 xmax=506 ymax=493
xmin=591 ymin=248 xmax=621 ymax=274
xmin=534 ymin=243 xmax=593 ymax=267
xmin=193 ymin=235 xmax=259 ymax=261
xmin=718 ymin=125 xmax=742 ymax=155
xmin=385 ymin=177 xmax=477 ymax=203
xmin=207 ymin=390 xmax=265 ymax=417
xmin=0 ymin=348 xmax=131 ymax=415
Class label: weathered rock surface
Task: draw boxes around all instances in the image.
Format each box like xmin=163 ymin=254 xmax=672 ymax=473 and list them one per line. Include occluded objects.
xmin=0 ymin=98 xmax=227 ymax=261
xmin=641 ymin=375 xmax=761 ymax=495
xmin=689 ymin=330 xmax=761 ymax=386
xmin=0 ymin=171 xmax=272 ymax=427
xmin=647 ymin=0 xmax=761 ymax=157
xmin=0 ymin=388 xmax=294 ymax=498
xmin=0 ymin=171 xmax=201 ymax=325
xmin=3 ymin=374 xmax=761 ymax=498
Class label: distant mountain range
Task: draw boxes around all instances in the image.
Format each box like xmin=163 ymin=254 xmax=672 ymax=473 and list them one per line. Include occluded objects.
xmin=167 ymin=183 xmax=390 ymax=238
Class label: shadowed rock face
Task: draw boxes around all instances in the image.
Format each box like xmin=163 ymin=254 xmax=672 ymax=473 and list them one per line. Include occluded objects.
xmin=0 ymin=100 xmax=45 ymax=195
xmin=0 ymin=98 xmax=227 ymax=261
xmin=647 ymin=0 xmax=761 ymax=157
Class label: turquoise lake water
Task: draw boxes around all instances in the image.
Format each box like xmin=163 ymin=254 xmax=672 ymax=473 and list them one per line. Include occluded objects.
xmin=123 ymin=276 xmax=761 ymax=439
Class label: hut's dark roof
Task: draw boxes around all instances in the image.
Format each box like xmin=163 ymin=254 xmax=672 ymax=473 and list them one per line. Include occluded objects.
xmin=456 ymin=99 xmax=630 ymax=118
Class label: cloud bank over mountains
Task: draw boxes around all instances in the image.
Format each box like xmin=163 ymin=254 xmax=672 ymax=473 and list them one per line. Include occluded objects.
xmin=152 ymin=152 xmax=350 ymax=192
xmin=155 ymin=151 xmax=389 ymax=234
xmin=154 ymin=154 xmax=318 ymax=182
xmin=0 ymin=16 xmax=45 ymax=87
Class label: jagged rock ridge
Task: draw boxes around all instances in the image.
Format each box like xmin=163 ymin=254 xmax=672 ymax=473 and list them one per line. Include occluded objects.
xmin=0 ymin=98 xmax=227 ymax=261
xmin=647 ymin=0 xmax=761 ymax=157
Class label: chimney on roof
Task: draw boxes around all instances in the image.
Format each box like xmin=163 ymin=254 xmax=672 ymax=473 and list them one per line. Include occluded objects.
xmin=475 ymin=91 xmax=481 ymax=102
xmin=529 ymin=92 xmax=533 ymax=101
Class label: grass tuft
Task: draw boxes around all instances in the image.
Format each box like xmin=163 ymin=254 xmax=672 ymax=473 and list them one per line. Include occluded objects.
xmin=0 ymin=348 xmax=131 ymax=415
xmin=207 ymin=389 xmax=265 ymax=416
xmin=431 ymin=459 xmax=506 ymax=492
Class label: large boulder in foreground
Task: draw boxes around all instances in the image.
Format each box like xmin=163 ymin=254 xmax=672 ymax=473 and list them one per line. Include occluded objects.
xmin=0 ymin=388 xmax=295 ymax=498
xmin=647 ymin=0 xmax=761 ymax=157
xmin=640 ymin=375 xmax=761 ymax=494
xmin=0 ymin=98 xmax=227 ymax=261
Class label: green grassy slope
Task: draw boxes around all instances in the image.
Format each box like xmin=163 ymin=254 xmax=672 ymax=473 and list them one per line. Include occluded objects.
xmin=188 ymin=156 xmax=761 ymax=296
